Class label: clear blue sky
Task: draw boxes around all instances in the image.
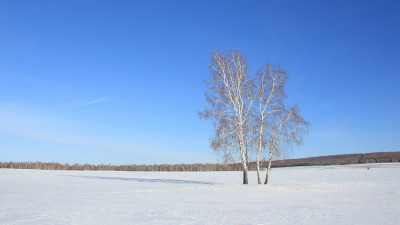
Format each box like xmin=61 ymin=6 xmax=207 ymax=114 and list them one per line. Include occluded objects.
xmin=1 ymin=0 xmax=399 ymax=165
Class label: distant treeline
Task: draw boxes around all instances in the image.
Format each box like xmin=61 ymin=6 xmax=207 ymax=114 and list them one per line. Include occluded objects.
xmin=260 ymin=151 xmax=400 ymax=168
xmin=1 ymin=151 xmax=399 ymax=171
xmin=0 ymin=161 xmax=243 ymax=171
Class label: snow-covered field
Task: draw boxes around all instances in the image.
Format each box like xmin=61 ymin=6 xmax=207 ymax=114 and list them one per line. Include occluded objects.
xmin=0 ymin=163 xmax=399 ymax=225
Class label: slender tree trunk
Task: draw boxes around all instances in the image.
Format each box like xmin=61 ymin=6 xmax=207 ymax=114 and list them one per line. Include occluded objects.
xmin=240 ymin=149 xmax=249 ymax=184
xmin=245 ymin=144 xmax=249 ymax=169
xmin=256 ymin=153 xmax=261 ymax=184
xmin=264 ymin=149 xmax=273 ymax=184
xmin=256 ymin=135 xmax=262 ymax=184
xmin=243 ymin=167 xmax=248 ymax=184
xmin=236 ymin=126 xmax=249 ymax=185
xmin=256 ymin=123 xmax=264 ymax=184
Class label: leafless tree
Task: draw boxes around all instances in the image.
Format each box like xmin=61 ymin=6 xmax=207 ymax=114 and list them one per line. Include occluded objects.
xmin=254 ymin=64 xmax=288 ymax=184
xmin=199 ymin=50 xmax=255 ymax=184
xmin=200 ymin=50 xmax=309 ymax=184
xmin=264 ymin=106 xmax=310 ymax=184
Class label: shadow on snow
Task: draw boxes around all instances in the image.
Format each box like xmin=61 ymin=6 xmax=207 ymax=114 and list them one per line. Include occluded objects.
xmin=65 ymin=175 xmax=214 ymax=185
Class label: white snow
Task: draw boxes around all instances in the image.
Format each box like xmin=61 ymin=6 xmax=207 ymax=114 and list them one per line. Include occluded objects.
xmin=1 ymin=163 xmax=399 ymax=225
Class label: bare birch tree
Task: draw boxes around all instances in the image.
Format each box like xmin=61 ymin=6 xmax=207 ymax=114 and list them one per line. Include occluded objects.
xmin=264 ymin=106 xmax=310 ymax=184
xmin=200 ymin=50 xmax=309 ymax=184
xmin=199 ymin=50 xmax=254 ymax=184
xmin=254 ymin=64 xmax=288 ymax=184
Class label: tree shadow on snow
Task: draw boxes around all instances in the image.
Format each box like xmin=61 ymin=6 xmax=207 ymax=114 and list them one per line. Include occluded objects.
xmin=65 ymin=175 xmax=214 ymax=185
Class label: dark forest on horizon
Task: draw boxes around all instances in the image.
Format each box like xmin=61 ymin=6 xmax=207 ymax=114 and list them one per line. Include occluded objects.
xmin=1 ymin=151 xmax=399 ymax=172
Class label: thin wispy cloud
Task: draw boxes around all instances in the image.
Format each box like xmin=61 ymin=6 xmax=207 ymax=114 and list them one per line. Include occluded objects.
xmin=70 ymin=97 xmax=111 ymax=107
xmin=0 ymin=106 xmax=145 ymax=154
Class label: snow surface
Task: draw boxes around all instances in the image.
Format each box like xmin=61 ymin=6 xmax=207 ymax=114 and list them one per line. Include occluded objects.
xmin=1 ymin=163 xmax=399 ymax=225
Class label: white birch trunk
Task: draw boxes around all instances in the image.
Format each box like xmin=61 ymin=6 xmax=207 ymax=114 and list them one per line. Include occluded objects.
xmin=264 ymin=148 xmax=273 ymax=184
xmin=239 ymin=134 xmax=249 ymax=184
xmin=256 ymin=127 xmax=263 ymax=184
